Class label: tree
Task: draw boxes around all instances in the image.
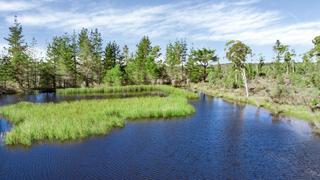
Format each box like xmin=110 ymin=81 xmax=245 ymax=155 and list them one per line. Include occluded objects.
xmin=225 ymin=40 xmax=252 ymax=97
xmin=90 ymin=29 xmax=104 ymax=84
xmin=257 ymin=55 xmax=265 ymax=76
xmin=4 ymin=16 xmax=30 ymax=90
xmin=103 ymin=41 xmax=121 ymax=71
xmin=186 ymin=55 xmax=202 ymax=83
xmin=46 ymin=35 xmax=75 ymax=88
xmin=302 ymin=52 xmax=312 ymax=74
xmin=27 ymin=38 xmax=40 ymax=89
xmin=146 ymin=45 xmax=161 ymax=83
xmin=310 ymin=36 xmax=320 ymax=62
xmin=78 ymin=28 xmax=94 ymax=87
xmin=284 ymin=49 xmax=296 ymax=74
xmin=0 ymin=55 xmax=12 ymax=87
xmin=165 ymin=40 xmax=187 ymax=84
xmin=126 ymin=36 xmax=154 ymax=84
xmin=70 ymin=31 xmax=79 ymax=87
xmin=38 ymin=59 xmax=55 ymax=89
xmin=208 ymin=61 xmax=223 ymax=84
xmin=189 ymin=48 xmax=218 ymax=81
xmin=104 ymin=64 xmax=123 ymax=86
xmin=121 ymin=45 xmax=130 ymax=67
xmin=273 ymin=40 xmax=288 ymax=75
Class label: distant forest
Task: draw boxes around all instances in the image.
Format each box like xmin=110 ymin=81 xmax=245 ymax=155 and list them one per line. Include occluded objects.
xmin=0 ymin=17 xmax=320 ymax=97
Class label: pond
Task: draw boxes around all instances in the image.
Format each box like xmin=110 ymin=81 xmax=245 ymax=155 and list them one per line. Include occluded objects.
xmin=0 ymin=93 xmax=320 ymax=179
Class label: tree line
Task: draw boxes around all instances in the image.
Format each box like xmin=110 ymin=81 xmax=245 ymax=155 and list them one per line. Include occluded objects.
xmin=0 ymin=18 xmax=320 ymax=95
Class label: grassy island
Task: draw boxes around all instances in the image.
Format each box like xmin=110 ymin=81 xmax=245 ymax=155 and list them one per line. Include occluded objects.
xmin=0 ymin=85 xmax=197 ymax=146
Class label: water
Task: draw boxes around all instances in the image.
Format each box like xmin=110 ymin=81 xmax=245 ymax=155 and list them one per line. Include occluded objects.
xmin=0 ymin=91 xmax=166 ymax=106
xmin=0 ymin=119 xmax=10 ymax=145
xmin=0 ymin=93 xmax=320 ymax=179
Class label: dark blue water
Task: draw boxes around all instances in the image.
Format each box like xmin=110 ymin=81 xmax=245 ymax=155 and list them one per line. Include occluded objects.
xmin=0 ymin=92 xmax=166 ymax=106
xmin=0 ymin=94 xmax=320 ymax=179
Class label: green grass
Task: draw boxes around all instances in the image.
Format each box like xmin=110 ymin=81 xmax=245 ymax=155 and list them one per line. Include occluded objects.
xmin=57 ymin=85 xmax=198 ymax=99
xmin=0 ymin=85 xmax=197 ymax=146
xmin=191 ymin=83 xmax=320 ymax=122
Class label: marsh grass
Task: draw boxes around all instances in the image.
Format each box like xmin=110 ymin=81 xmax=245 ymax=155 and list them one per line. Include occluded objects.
xmin=57 ymin=85 xmax=198 ymax=99
xmin=0 ymin=85 xmax=197 ymax=146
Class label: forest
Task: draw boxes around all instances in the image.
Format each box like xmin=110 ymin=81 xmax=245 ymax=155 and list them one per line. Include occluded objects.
xmin=0 ymin=18 xmax=320 ymax=112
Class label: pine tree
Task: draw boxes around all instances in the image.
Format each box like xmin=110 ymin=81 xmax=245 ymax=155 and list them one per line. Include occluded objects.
xmin=90 ymin=29 xmax=104 ymax=84
xmin=189 ymin=48 xmax=218 ymax=82
xmin=103 ymin=41 xmax=120 ymax=71
xmin=4 ymin=16 xmax=30 ymax=90
xmin=126 ymin=36 xmax=153 ymax=84
xmin=78 ymin=28 xmax=94 ymax=87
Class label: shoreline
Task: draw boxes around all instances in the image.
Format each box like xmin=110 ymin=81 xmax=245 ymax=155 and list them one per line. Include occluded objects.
xmin=190 ymin=83 xmax=320 ymax=133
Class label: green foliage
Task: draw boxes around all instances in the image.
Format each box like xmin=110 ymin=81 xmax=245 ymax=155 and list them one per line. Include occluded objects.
xmin=225 ymin=40 xmax=252 ymax=69
xmin=225 ymin=40 xmax=252 ymax=96
xmin=104 ymin=64 xmax=123 ymax=86
xmin=273 ymin=40 xmax=288 ymax=62
xmin=257 ymin=55 xmax=266 ymax=76
xmin=189 ymin=48 xmax=218 ymax=82
xmin=310 ymin=36 xmax=320 ymax=61
xmin=0 ymin=55 xmax=13 ymax=86
xmin=186 ymin=57 xmax=202 ymax=83
xmin=165 ymin=40 xmax=187 ymax=83
xmin=103 ymin=41 xmax=121 ymax=71
xmin=90 ymin=29 xmax=104 ymax=84
xmin=4 ymin=17 xmax=30 ymax=89
xmin=46 ymin=35 xmax=75 ymax=88
xmin=126 ymin=36 xmax=159 ymax=84
xmin=208 ymin=63 xmax=222 ymax=84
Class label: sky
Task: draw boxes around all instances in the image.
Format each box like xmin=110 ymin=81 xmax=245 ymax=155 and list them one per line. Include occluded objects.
xmin=0 ymin=0 xmax=319 ymax=62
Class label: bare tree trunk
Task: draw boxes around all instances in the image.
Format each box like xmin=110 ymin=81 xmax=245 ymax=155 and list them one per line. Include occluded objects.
xmin=242 ymin=68 xmax=249 ymax=97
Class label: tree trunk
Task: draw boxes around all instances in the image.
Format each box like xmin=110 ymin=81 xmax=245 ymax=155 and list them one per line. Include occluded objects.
xmin=203 ymin=65 xmax=207 ymax=82
xmin=242 ymin=68 xmax=249 ymax=97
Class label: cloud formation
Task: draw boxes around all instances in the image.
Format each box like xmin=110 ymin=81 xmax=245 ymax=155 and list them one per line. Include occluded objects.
xmin=2 ymin=0 xmax=320 ymax=47
xmin=0 ymin=1 xmax=38 ymax=12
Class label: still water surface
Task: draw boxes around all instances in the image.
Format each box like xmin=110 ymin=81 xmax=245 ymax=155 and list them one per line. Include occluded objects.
xmin=0 ymin=93 xmax=320 ymax=179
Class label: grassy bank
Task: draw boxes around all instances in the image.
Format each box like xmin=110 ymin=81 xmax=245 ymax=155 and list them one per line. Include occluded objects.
xmin=191 ymin=83 xmax=320 ymax=123
xmin=0 ymin=85 xmax=197 ymax=146
xmin=57 ymin=85 xmax=198 ymax=99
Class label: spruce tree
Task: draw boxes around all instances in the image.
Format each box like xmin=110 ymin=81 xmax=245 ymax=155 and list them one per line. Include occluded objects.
xmin=4 ymin=16 xmax=30 ymax=90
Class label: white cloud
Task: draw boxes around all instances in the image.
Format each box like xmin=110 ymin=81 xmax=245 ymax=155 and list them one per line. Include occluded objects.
xmin=0 ymin=1 xmax=38 ymax=12
xmin=194 ymin=22 xmax=320 ymax=45
xmin=3 ymin=0 xmax=320 ymax=47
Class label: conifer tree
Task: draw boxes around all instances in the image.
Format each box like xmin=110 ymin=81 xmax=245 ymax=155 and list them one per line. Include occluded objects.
xmin=4 ymin=16 xmax=30 ymax=90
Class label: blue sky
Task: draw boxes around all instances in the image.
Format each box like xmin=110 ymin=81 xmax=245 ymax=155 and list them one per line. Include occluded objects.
xmin=0 ymin=0 xmax=320 ymax=62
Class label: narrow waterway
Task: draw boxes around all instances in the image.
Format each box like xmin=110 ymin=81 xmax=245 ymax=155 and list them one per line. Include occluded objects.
xmin=0 ymin=93 xmax=319 ymax=179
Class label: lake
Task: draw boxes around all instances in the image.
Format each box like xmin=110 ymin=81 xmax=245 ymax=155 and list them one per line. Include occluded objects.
xmin=0 ymin=93 xmax=320 ymax=179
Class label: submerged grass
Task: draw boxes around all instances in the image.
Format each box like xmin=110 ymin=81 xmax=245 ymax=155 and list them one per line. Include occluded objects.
xmin=0 ymin=85 xmax=197 ymax=146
